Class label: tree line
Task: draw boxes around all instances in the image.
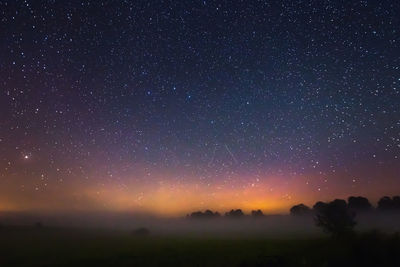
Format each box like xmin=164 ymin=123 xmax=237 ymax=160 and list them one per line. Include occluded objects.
xmin=188 ymin=195 xmax=400 ymax=219
xmin=290 ymin=195 xmax=400 ymax=216
xmin=187 ymin=209 xmax=265 ymax=219
xmin=187 ymin=195 xmax=400 ymax=237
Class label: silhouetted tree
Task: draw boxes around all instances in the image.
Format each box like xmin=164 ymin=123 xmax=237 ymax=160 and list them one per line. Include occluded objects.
xmin=378 ymin=196 xmax=394 ymax=211
xmin=225 ymin=209 xmax=244 ymax=218
xmin=290 ymin=204 xmax=312 ymax=216
xmin=378 ymin=196 xmax=400 ymax=211
xmin=203 ymin=209 xmax=216 ymax=217
xmin=313 ymin=201 xmax=328 ymax=213
xmin=251 ymin=209 xmax=264 ymax=217
xmin=314 ymin=199 xmax=356 ymax=237
xmin=189 ymin=211 xmax=202 ymax=218
xmin=348 ymin=196 xmax=372 ymax=212
xmin=188 ymin=210 xmax=220 ymax=219
xmin=204 ymin=209 xmax=221 ymax=218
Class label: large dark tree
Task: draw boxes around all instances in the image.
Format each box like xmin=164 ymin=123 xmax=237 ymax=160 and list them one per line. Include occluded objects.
xmin=348 ymin=196 xmax=372 ymax=212
xmin=314 ymin=199 xmax=356 ymax=237
xmin=290 ymin=204 xmax=312 ymax=216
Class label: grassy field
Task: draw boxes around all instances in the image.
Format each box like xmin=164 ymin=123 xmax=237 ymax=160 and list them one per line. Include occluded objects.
xmin=0 ymin=226 xmax=399 ymax=266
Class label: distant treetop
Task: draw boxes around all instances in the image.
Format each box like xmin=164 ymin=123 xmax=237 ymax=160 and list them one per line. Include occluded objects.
xmin=290 ymin=204 xmax=312 ymax=216
xmin=251 ymin=209 xmax=264 ymax=217
xmin=378 ymin=196 xmax=400 ymax=211
xmin=225 ymin=209 xmax=244 ymax=218
xmin=348 ymin=196 xmax=372 ymax=211
xmin=188 ymin=210 xmax=220 ymax=219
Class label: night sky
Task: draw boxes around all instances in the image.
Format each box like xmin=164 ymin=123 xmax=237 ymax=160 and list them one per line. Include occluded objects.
xmin=0 ymin=0 xmax=399 ymax=215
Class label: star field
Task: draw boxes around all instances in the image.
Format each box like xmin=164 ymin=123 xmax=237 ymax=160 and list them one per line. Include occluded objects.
xmin=0 ymin=0 xmax=399 ymax=214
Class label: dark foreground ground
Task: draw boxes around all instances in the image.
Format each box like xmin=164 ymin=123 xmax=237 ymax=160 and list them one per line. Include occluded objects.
xmin=0 ymin=226 xmax=399 ymax=267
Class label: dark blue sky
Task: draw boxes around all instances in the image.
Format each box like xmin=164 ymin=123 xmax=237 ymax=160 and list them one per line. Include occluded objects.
xmin=0 ymin=0 xmax=399 ymax=213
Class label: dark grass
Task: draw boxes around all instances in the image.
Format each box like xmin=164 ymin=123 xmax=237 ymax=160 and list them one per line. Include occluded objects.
xmin=0 ymin=226 xmax=398 ymax=266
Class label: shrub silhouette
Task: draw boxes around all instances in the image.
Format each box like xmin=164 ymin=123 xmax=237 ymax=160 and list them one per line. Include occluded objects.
xmin=251 ymin=209 xmax=264 ymax=217
xmin=188 ymin=210 xmax=220 ymax=219
xmin=189 ymin=211 xmax=203 ymax=218
xmin=203 ymin=209 xmax=221 ymax=218
xmin=225 ymin=209 xmax=244 ymax=218
xmin=348 ymin=196 xmax=372 ymax=212
xmin=314 ymin=199 xmax=356 ymax=237
xmin=290 ymin=204 xmax=312 ymax=216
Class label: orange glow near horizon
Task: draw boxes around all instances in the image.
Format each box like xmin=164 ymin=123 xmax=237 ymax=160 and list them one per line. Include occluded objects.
xmin=2 ymin=163 xmax=398 ymax=217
